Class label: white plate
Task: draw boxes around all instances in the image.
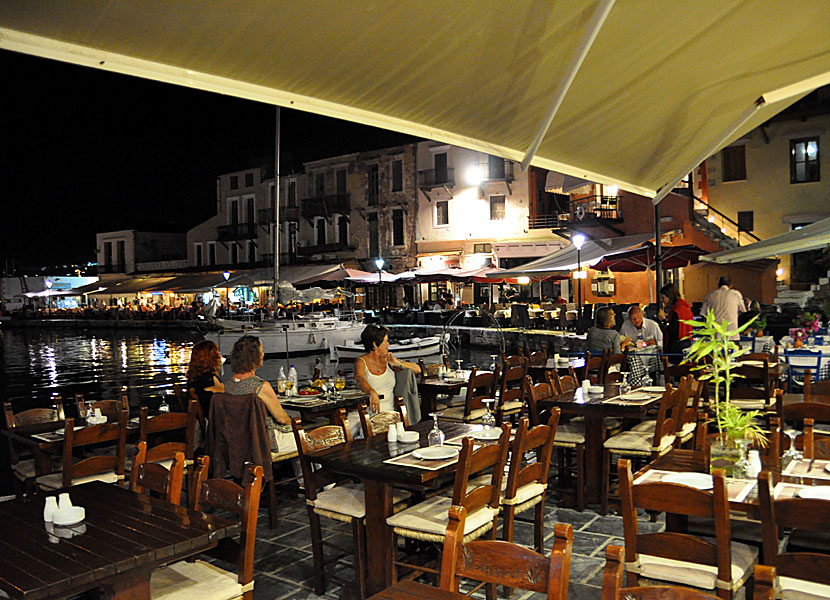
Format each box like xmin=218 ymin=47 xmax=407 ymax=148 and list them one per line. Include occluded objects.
xmin=471 ymin=429 xmax=502 ymax=441
xmin=588 ymin=386 xmax=605 ymax=394
xmin=660 ymin=472 xmax=713 ymax=490
xmin=796 ymin=487 xmax=830 ymax=500
xmin=640 ymin=386 xmax=666 ymax=393
xmin=620 ymin=393 xmax=650 ymax=401
xmin=52 ymin=506 xmax=85 ymax=526
xmin=825 ymin=464 xmax=830 ymax=474
xmin=413 ymin=446 xmax=459 ymax=460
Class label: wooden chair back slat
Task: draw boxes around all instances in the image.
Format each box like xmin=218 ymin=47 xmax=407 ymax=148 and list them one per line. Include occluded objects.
xmin=292 ymin=409 xmax=351 ymax=502
xmin=524 ymin=376 xmax=554 ymax=426
xmin=451 ymin=426 xmax=511 ymax=514
xmin=62 ymin=410 xmax=128 ymax=487
xmin=129 ymin=441 xmax=185 ymax=505
xmin=504 ymin=413 xmax=559 ymax=499
xmin=804 ymin=369 xmax=830 ymax=400
xmin=441 ymin=505 xmax=573 ymax=599
xmin=138 ymin=399 xmax=198 ymax=464
xmin=358 ymin=401 xmax=407 ymax=437
xmin=498 ymin=362 xmax=528 ymax=407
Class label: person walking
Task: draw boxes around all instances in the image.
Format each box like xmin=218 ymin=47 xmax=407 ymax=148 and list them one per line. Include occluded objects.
xmin=658 ymin=283 xmax=694 ymax=363
xmin=700 ymin=275 xmax=745 ymax=339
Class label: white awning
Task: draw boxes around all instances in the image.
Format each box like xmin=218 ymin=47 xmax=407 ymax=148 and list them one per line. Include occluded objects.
xmin=491 ymin=233 xmax=654 ymax=276
xmin=493 ymin=241 xmax=563 ymax=259
xmin=702 ymin=217 xmax=830 ymax=264
xmin=3 ymin=2 xmax=830 ymax=200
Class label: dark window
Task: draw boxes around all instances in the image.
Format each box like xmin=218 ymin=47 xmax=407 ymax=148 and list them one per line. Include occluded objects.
xmin=230 ymin=244 xmax=238 ymax=264
xmin=316 ymin=219 xmax=326 ymax=246
xmin=246 ymin=197 xmax=255 ymax=223
xmin=116 ymin=241 xmax=125 ymax=271
xmin=244 ymin=172 xmax=254 ymax=187
xmin=103 ymin=242 xmax=112 ymax=267
xmin=791 ymin=137 xmax=820 ymax=183
xmin=368 ymin=213 xmax=379 ymax=257
xmin=436 ymin=200 xmax=449 ymax=226
xmin=722 ymin=145 xmax=746 ymax=182
xmin=391 ymin=160 xmax=403 ymax=192
xmin=230 ymin=175 xmax=238 ymax=190
xmin=490 ymin=195 xmax=505 ymax=220
xmin=338 ymin=215 xmax=349 ymax=244
xmin=488 ymin=155 xmax=505 ymax=180
xmin=228 ymin=199 xmax=239 ymax=224
xmin=247 ymin=241 xmax=255 ymax=263
xmin=286 ymin=180 xmax=297 ymax=208
xmin=208 ymin=243 xmax=216 ymax=265
xmin=473 ymin=243 xmax=492 ymax=253
xmin=368 ymin=165 xmax=379 ymax=205
xmin=195 ymin=244 xmax=203 ymax=267
xmin=315 ymin=173 xmax=325 ymax=197
xmin=434 ymin=153 xmax=448 ymax=184
xmin=392 ymin=209 xmax=404 ymax=246
xmin=336 ymin=169 xmax=347 ymax=195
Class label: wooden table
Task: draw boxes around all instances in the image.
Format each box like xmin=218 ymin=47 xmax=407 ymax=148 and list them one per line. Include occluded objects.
xmin=539 ymin=384 xmax=663 ymax=504
xmin=310 ymin=420 xmax=479 ymax=595
xmin=417 ymin=376 xmax=469 ymax=415
xmin=0 ymin=481 xmax=237 ymax=600
xmin=280 ymin=390 xmax=368 ymax=423
xmin=527 ymin=357 xmax=585 ymax=382
xmin=368 ymin=580 xmax=463 ymax=600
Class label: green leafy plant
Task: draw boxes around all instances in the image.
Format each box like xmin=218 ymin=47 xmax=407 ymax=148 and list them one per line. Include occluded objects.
xmin=754 ymin=315 xmax=766 ymax=333
xmin=682 ymin=309 xmax=767 ymax=447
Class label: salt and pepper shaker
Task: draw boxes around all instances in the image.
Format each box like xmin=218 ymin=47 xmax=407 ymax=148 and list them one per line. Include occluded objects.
xmin=43 ymin=496 xmax=58 ymax=522
xmin=396 ymin=422 xmax=405 ymax=436
xmin=747 ymin=450 xmax=762 ymax=478
xmin=581 ymin=379 xmax=591 ymax=394
xmin=58 ymin=493 xmax=72 ymax=512
xmin=387 ymin=424 xmax=398 ymax=443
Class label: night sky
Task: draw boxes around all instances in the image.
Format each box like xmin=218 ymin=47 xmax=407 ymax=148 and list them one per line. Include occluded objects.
xmin=1 ymin=50 xmax=415 ymax=272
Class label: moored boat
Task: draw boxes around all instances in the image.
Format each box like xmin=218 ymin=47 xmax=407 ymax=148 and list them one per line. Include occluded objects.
xmin=333 ymin=335 xmax=442 ymax=360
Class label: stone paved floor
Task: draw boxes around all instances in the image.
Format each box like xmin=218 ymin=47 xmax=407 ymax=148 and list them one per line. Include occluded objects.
xmin=239 ymin=491 xmax=666 ymax=600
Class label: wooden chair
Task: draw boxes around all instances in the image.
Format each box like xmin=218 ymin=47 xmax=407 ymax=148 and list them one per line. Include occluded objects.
xmin=501 ymin=354 xmax=526 ymax=369
xmin=781 ymin=400 xmax=830 ymax=436
xmin=578 ymin=351 xmax=608 ymax=383
xmin=149 ymin=457 xmax=263 ymax=600
xmin=804 ymin=368 xmax=830 ymax=400
xmin=357 ymin=397 xmax=410 ymax=437
xmin=137 ymin=399 xmax=198 ymax=496
xmin=36 ymin=410 xmax=128 ymax=490
xmin=662 ymin=356 xmax=694 ymax=385
xmin=673 ymin=378 xmax=705 ymax=446
xmin=75 ymin=390 xmax=130 ymax=419
xmin=602 ymin=353 xmax=626 ymax=384
xmin=601 ymin=544 xmax=721 ymax=600
xmin=418 ymin=355 xmax=450 ymax=380
xmin=441 ymin=367 xmax=498 ymax=423
xmin=386 ymin=426 xmax=511 ymax=586
xmin=441 ymin=505 xmax=573 ymax=600
xmin=3 ymin=400 xmax=65 ymax=488
xmin=731 ymin=360 xmax=777 ymax=411
xmin=546 ymin=368 xmax=578 ymax=395
xmin=601 ymin=382 xmax=683 ymax=515
xmin=502 ymin=414 xmax=559 ymax=557
xmin=524 ymin=377 xmax=585 ymax=511
xmin=751 ymin=565 xmax=776 ymax=600
xmin=617 ymin=459 xmax=757 ymax=599
xmin=129 ymin=440 xmax=185 ymax=505
xmin=496 ymin=359 xmax=528 ymax=425
xmin=172 ymin=383 xmax=189 ymax=412
xmin=757 ymin=470 xmax=830 ymax=598
xmin=526 ymin=348 xmax=548 ymax=368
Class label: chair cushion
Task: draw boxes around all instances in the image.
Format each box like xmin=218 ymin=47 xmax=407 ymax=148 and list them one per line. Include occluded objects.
xmin=731 ymin=397 xmax=776 ymax=410
xmin=603 ymin=430 xmax=675 ymax=454
xmin=503 ymin=482 xmax=546 ymax=506
xmin=13 ymin=457 xmax=62 ymax=481
xmin=634 ymin=540 xmax=756 ymax=591
xmin=440 ymin=406 xmax=487 ymax=422
xmin=311 ymin=483 xmax=410 ymax=520
xmin=150 ymin=559 xmax=248 ymax=600
xmin=631 ymin=420 xmax=656 ymax=433
xmin=500 ymin=401 xmax=524 ymax=413
xmin=36 ymin=470 xmax=119 ymax=491
xmin=555 ymin=425 xmax=586 ymax=444
xmin=386 ymin=495 xmax=498 ymax=538
xmin=777 ymin=576 xmax=830 ymax=600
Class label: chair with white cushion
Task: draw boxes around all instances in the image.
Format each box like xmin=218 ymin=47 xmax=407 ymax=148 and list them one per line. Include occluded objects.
xmin=150 ymin=457 xmax=262 ymax=600
xmin=441 ymin=368 xmax=497 ymax=423
xmin=757 ymin=470 xmax=830 ymax=599
xmin=618 ymin=459 xmax=757 ymax=599
xmin=130 ymin=440 xmax=185 ymax=505
xmin=36 ymin=410 xmax=127 ymax=491
xmin=496 ymin=359 xmax=528 ymax=426
xmin=386 ymin=425 xmax=511 ymax=586
xmin=3 ymin=400 xmax=65 ymax=491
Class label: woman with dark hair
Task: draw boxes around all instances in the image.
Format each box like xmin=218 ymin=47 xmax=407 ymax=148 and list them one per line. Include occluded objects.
xmin=354 ymin=324 xmax=420 ymax=415
xmin=658 ymin=283 xmax=694 ymax=363
xmin=187 ymin=340 xmax=225 ymax=416
xmin=224 ymin=335 xmax=295 ymax=453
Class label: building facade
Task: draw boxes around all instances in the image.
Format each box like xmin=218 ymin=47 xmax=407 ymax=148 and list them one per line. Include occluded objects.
xmin=96 ymin=230 xmax=186 ymax=275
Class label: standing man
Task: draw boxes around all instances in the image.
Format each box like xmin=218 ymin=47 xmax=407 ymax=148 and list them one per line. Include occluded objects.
xmin=620 ymin=305 xmax=663 ymax=347
xmin=700 ymin=275 xmax=745 ymax=339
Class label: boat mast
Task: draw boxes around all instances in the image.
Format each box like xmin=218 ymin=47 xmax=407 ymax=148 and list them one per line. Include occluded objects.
xmin=273 ymin=106 xmax=281 ymax=307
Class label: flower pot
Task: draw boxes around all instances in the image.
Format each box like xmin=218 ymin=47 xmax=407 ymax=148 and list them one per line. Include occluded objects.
xmin=756 ymin=329 xmax=764 ymax=337
xmin=709 ymin=441 xmax=743 ymax=477
xmin=794 ymin=337 xmax=804 ymax=348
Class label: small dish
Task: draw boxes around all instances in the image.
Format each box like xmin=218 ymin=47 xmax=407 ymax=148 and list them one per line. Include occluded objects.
xmin=588 ymin=386 xmax=604 ymax=394
xmin=824 ymin=464 xmax=830 ymax=474
xmin=398 ymin=431 xmax=419 ymax=444
xmin=660 ymin=472 xmax=713 ymax=490
xmin=471 ymin=428 xmax=502 ymax=441
xmin=640 ymin=386 xmax=666 ymax=393
xmin=52 ymin=506 xmax=85 ymax=526
xmin=796 ymin=487 xmax=830 ymax=500
xmin=621 ymin=393 xmax=650 ymax=401
xmin=413 ymin=446 xmax=459 ymax=461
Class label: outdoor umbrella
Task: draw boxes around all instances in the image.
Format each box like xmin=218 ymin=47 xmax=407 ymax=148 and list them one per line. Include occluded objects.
xmin=592 ymin=244 xmax=707 ymax=272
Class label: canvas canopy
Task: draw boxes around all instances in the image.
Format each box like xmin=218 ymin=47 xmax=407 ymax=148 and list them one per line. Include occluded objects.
xmin=592 ymin=244 xmax=707 ymax=272
xmin=702 ymin=217 xmax=830 ymax=264
xmin=3 ymin=1 xmax=830 ymax=202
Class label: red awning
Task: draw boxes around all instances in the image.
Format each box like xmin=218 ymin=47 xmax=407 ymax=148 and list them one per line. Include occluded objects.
xmin=592 ymin=244 xmax=707 ymax=272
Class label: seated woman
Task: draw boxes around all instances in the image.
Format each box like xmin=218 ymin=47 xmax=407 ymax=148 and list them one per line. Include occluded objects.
xmin=187 ymin=339 xmax=225 ymax=417
xmin=586 ymin=306 xmax=627 ymax=355
xmin=353 ymin=324 xmax=420 ymax=436
xmin=224 ymin=335 xmax=295 ymax=454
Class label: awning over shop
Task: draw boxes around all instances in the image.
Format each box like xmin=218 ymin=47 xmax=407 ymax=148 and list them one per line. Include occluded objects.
xmin=65 ymin=280 xmax=116 ymax=295
xmin=702 ymin=217 xmax=830 ymax=264
xmin=544 ymin=171 xmax=594 ymax=194
xmin=346 ymin=271 xmax=415 ymax=284
xmin=492 ymin=234 xmax=654 ymax=277
xmin=293 ymin=265 xmax=371 ymax=286
xmin=4 ymin=2 xmax=829 ymax=204
xmin=88 ymin=277 xmax=175 ymax=295
xmin=143 ymin=272 xmax=239 ymax=293
xmin=592 ymin=244 xmax=707 ymax=272
xmin=493 ymin=241 xmax=563 ymax=259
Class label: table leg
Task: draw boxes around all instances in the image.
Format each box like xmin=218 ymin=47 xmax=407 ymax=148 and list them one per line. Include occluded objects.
xmin=583 ymin=415 xmax=606 ymax=504
xmin=420 ymin=390 xmax=437 ymax=415
xmin=100 ymin=566 xmax=152 ymax=600
xmin=363 ymin=479 xmax=394 ymax=595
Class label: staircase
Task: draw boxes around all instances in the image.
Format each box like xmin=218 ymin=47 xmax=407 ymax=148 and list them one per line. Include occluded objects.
xmin=774 ymin=270 xmax=830 ymax=309
xmin=691 ymin=210 xmax=741 ymax=250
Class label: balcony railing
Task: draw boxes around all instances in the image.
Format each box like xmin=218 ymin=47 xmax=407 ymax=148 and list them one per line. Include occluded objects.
xmin=301 ymin=194 xmax=351 ymax=219
xmin=217 ymin=222 xmax=258 ymax=241
xmin=528 ymin=213 xmax=570 ymax=230
xmin=570 ymin=195 xmax=622 ymax=221
xmin=297 ymin=241 xmax=354 ymax=256
xmin=482 ymin=160 xmax=514 ymax=182
xmin=417 ymin=168 xmax=455 ymax=189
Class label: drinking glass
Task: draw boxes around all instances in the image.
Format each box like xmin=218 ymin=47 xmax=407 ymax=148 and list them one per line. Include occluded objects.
xmin=284 ymin=379 xmax=295 ymax=397
xmin=335 ymin=376 xmax=346 ymax=391
xmin=428 ymin=412 xmax=445 ymax=446
xmin=489 ymin=354 xmax=499 ymax=372
xmin=783 ymin=426 xmax=801 ymax=462
xmin=734 ymin=439 xmax=751 ymax=478
xmin=158 ymin=396 xmax=170 ymax=414
xmin=455 ymin=360 xmax=464 ymax=378
xmin=481 ymin=398 xmax=496 ymax=429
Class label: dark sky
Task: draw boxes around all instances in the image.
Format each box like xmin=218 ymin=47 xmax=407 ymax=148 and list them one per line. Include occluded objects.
xmin=1 ymin=50 xmax=415 ymax=272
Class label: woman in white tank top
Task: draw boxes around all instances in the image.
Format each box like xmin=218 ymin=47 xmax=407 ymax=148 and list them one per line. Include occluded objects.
xmin=354 ymin=324 xmax=421 ymax=415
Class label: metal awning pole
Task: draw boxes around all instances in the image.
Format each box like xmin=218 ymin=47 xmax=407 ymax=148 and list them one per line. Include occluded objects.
xmin=273 ymin=106 xmax=281 ymax=307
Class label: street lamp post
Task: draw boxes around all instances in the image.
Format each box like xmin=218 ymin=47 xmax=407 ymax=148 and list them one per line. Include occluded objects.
xmin=44 ymin=279 xmax=53 ymax=313
xmin=222 ymin=271 xmax=231 ymax=313
xmin=374 ymin=258 xmax=384 ymax=309
xmin=572 ymin=234 xmax=586 ymax=333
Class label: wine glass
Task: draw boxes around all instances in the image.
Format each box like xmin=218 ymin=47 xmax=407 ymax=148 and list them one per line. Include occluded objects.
xmin=489 ymin=354 xmax=498 ymax=372
xmin=428 ymin=412 xmax=445 ymax=446
xmin=158 ymin=396 xmax=170 ymax=414
xmin=284 ymin=379 xmax=295 ymax=398
xmin=455 ymin=359 xmax=464 ymax=378
xmin=734 ymin=439 xmax=751 ymax=478
xmin=783 ymin=426 xmax=801 ymax=463
xmin=481 ymin=398 xmax=496 ymax=429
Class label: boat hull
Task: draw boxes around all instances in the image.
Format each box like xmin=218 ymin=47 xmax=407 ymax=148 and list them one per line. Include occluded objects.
xmin=206 ymin=319 xmax=363 ymax=357
xmin=334 ymin=336 xmax=442 ymax=360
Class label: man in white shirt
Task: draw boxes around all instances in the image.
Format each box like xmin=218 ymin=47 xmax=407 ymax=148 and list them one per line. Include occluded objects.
xmin=700 ymin=275 xmax=745 ymax=339
xmin=620 ymin=305 xmax=662 ymax=347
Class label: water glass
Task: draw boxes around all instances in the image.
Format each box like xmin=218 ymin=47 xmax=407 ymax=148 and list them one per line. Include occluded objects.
xmin=482 ymin=398 xmax=496 ymax=429
xmin=428 ymin=412 xmax=445 ymax=446
xmin=158 ymin=397 xmax=170 ymax=413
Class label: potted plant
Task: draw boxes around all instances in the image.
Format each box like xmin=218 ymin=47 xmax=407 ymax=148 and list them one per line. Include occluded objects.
xmin=754 ymin=315 xmax=767 ymax=337
xmin=682 ymin=310 xmax=767 ymax=476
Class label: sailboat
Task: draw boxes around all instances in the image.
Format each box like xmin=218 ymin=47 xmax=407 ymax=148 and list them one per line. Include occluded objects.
xmin=204 ymin=108 xmax=363 ymax=357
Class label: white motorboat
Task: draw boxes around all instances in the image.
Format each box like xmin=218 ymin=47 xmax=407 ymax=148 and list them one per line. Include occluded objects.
xmin=333 ymin=336 xmax=442 ymax=361
xmin=206 ymin=313 xmax=363 ymax=357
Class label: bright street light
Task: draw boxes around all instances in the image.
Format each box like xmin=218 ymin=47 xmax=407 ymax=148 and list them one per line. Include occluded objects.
xmin=374 ymin=258 xmax=385 ymax=270
xmin=466 ymin=165 xmax=483 ymax=186
xmin=572 ymin=233 xmax=586 ymax=250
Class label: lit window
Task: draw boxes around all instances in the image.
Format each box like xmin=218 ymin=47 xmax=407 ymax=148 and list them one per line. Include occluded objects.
xmin=490 ymin=195 xmax=505 ymax=220
xmin=790 ymin=137 xmax=820 ymax=183
xmin=436 ymin=200 xmax=449 ymax=226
